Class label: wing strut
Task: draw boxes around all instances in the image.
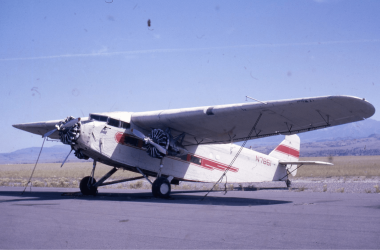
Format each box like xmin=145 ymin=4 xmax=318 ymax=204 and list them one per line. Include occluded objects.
xmin=317 ymin=110 xmax=330 ymax=126
xmin=21 ymin=136 xmax=47 ymax=195
xmin=202 ymin=113 xmax=263 ymax=200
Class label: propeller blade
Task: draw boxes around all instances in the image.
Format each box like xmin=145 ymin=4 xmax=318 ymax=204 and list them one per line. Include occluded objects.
xmin=61 ymin=118 xmax=80 ymax=129
xmin=147 ymin=139 xmax=167 ymax=155
xmin=131 ymin=128 xmax=146 ymax=140
xmin=43 ymin=128 xmax=57 ymax=138
xmin=132 ymin=129 xmax=167 ymax=155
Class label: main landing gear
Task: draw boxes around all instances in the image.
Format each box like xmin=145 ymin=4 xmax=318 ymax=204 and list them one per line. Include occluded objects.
xmin=78 ymin=160 xmax=174 ymax=198
xmin=152 ymin=176 xmax=173 ymax=198
xmin=79 ymin=160 xmax=98 ymax=195
xmin=150 ymin=158 xmax=174 ymax=198
xmin=79 ymin=160 xmax=145 ymax=196
xmin=80 ymin=176 xmax=97 ymax=195
xmin=136 ymin=162 xmax=174 ymax=198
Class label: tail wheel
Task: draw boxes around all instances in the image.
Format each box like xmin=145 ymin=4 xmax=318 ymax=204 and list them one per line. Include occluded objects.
xmin=286 ymin=179 xmax=292 ymax=188
xmin=80 ymin=176 xmax=98 ymax=195
xmin=152 ymin=177 xmax=171 ymax=198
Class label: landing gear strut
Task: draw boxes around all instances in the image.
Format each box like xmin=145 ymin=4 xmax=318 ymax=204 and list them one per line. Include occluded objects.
xmin=79 ymin=160 xmax=147 ymax=195
xmin=79 ymin=160 xmax=175 ymax=198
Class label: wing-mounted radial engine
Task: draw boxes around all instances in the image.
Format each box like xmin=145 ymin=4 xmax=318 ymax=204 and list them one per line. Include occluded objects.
xmin=56 ymin=116 xmax=81 ymax=145
xmin=132 ymin=128 xmax=187 ymax=159
xmin=54 ymin=116 xmax=89 ymax=160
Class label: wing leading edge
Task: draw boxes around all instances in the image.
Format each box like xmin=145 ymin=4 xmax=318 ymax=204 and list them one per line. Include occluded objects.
xmin=131 ymin=95 xmax=375 ymax=145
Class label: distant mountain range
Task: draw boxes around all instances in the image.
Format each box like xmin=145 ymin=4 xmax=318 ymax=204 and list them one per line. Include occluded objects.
xmin=253 ymin=133 xmax=380 ymax=157
xmin=0 ymin=145 xmax=87 ymax=164
xmin=245 ymin=118 xmax=380 ymax=145
xmin=1 ymin=119 xmax=379 ymax=164
xmin=246 ymin=118 xmax=380 ymax=156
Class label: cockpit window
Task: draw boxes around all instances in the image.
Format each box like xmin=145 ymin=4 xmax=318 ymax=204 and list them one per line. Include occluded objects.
xmin=107 ymin=118 xmax=120 ymax=127
xmin=90 ymin=114 xmax=130 ymax=129
xmin=90 ymin=114 xmax=108 ymax=122
xmin=121 ymin=121 xmax=130 ymax=129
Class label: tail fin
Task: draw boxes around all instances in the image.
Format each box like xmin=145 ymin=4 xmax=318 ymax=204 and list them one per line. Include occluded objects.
xmin=269 ymin=135 xmax=300 ymax=176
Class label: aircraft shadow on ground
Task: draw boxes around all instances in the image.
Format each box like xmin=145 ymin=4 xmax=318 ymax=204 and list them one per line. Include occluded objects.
xmin=0 ymin=189 xmax=292 ymax=207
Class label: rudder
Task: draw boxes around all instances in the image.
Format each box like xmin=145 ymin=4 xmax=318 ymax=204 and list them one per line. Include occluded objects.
xmin=269 ymin=134 xmax=300 ymax=176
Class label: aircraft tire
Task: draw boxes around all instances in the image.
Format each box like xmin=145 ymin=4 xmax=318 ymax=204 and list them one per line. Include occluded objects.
xmin=152 ymin=177 xmax=171 ymax=198
xmin=80 ymin=176 xmax=97 ymax=196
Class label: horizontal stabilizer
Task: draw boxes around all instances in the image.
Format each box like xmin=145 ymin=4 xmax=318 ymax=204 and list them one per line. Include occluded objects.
xmin=279 ymin=161 xmax=333 ymax=166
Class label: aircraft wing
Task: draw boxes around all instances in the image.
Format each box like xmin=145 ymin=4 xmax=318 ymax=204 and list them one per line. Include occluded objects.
xmin=131 ymin=95 xmax=375 ymax=145
xmin=12 ymin=119 xmax=62 ymax=139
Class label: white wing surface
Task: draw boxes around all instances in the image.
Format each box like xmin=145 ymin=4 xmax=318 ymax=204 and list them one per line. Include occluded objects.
xmin=131 ymin=95 xmax=375 ymax=145
xmin=12 ymin=119 xmax=62 ymax=139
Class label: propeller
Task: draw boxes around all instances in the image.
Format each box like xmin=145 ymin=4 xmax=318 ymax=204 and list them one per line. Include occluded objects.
xmin=132 ymin=128 xmax=168 ymax=156
xmin=43 ymin=117 xmax=81 ymax=139
xmin=57 ymin=117 xmax=80 ymax=130
xmin=43 ymin=128 xmax=57 ymax=138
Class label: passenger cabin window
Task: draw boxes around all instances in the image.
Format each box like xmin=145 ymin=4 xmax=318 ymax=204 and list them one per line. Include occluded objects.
xmin=107 ymin=118 xmax=120 ymax=127
xmin=178 ymin=154 xmax=201 ymax=165
xmin=124 ymin=136 xmax=139 ymax=147
xmin=190 ymin=155 xmax=202 ymax=165
xmin=179 ymin=154 xmax=189 ymax=161
xmin=90 ymin=114 xmax=108 ymax=122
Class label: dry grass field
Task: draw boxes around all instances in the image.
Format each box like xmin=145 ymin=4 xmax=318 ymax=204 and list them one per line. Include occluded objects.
xmin=1 ymin=155 xmax=379 ymax=189
xmin=0 ymin=162 xmax=140 ymax=189
xmin=297 ymin=155 xmax=380 ymax=177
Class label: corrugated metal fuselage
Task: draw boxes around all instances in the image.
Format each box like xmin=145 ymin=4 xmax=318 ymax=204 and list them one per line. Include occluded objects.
xmin=74 ymin=120 xmax=286 ymax=183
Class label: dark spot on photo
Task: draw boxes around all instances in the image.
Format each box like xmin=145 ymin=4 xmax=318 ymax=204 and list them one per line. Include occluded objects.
xmin=72 ymin=88 xmax=80 ymax=97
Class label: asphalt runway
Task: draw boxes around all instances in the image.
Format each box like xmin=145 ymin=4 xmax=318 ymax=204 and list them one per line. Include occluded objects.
xmin=0 ymin=187 xmax=379 ymax=249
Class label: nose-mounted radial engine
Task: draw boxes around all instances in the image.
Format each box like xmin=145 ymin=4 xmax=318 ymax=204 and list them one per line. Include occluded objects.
xmin=132 ymin=128 xmax=187 ymax=159
xmin=55 ymin=116 xmax=89 ymax=160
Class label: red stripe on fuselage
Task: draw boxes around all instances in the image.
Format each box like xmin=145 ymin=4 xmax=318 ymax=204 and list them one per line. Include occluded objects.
xmin=275 ymin=145 xmax=299 ymax=158
xmin=201 ymin=158 xmax=239 ymax=173
xmin=114 ymin=132 xmax=239 ymax=173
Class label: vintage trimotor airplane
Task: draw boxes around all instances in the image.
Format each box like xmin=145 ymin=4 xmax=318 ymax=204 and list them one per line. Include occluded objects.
xmin=13 ymin=95 xmax=375 ymax=197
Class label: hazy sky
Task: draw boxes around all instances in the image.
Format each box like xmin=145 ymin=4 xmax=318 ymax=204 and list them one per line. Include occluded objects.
xmin=1 ymin=0 xmax=380 ymax=153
